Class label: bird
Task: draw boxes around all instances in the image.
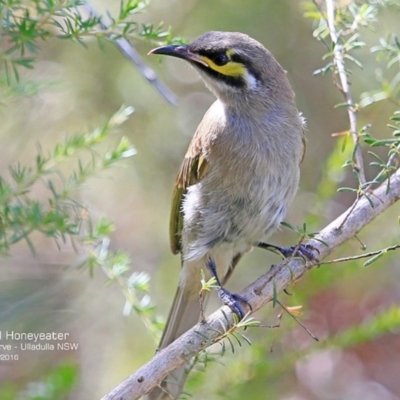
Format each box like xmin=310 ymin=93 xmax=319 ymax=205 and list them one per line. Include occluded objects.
xmin=147 ymin=31 xmax=306 ymax=399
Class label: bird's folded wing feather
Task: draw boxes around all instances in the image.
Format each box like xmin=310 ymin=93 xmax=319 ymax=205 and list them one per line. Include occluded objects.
xmin=169 ymin=144 xmax=209 ymax=254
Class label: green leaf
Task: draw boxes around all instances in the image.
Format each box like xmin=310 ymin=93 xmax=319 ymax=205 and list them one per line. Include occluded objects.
xmin=337 ymin=187 xmax=357 ymax=192
xmin=359 ymin=90 xmax=388 ymax=108
xmin=364 ymin=250 xmax=386 ymax=267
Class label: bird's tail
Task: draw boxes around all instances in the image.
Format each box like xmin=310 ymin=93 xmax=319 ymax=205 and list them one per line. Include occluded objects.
xmin=145 ymin=282 xmax=203 ymax=400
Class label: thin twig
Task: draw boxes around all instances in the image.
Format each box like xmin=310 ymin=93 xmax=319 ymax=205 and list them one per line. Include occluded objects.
xmin=317 ymin=244 xmax=400 ymax=265
xmin=337 ymin=194 xmax=360 ymax=230
xmin=325 ymin=0 xmax=366 ymax=184
xmin=277 ymin=300 xmax=319 ymax=341
xmin=84 ymin=3 xmax=177 ymax=105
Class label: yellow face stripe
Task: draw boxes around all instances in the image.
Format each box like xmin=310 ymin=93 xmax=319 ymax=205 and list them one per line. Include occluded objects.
xmin=200 ymin=51 xmax=246 ymax=78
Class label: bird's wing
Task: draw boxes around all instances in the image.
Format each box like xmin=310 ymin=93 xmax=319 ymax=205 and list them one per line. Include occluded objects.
xmin=169 ymin=143 xmax=209 ymax=254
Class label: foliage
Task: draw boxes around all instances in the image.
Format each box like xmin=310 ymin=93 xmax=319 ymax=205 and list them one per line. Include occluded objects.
xmin=0 ymin=103 xmax=164 ymax=337
xmin=0 ymin=0 xmax=179 ymax=85
xmin=304 ymin=0 xmax=400 ymax=208
xmin=91 ymin=240 xmax=165 ymax=337
xmin=0 ymin=106 xmax=134 ymax=255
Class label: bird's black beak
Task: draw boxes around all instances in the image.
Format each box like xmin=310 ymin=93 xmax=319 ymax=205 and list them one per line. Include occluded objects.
xmin=148 ymin=45 xmax=209 ymax=67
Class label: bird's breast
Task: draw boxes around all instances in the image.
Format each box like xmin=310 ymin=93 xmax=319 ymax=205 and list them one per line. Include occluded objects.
xmin=182 ymin=137 xmax=300 ymax=262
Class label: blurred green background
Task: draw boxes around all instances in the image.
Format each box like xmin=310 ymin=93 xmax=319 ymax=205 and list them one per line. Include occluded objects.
xmin=1 ymin=0 xmax=400 ymax=399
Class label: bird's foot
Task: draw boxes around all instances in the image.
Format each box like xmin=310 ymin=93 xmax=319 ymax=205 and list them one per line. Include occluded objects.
xmin=258 ymin=242 xmax=319 ymax=263
xmin=206 ymin=257 xmax=251 ymax=320
xmin=217 ymin=287 xmax=250 ymax=320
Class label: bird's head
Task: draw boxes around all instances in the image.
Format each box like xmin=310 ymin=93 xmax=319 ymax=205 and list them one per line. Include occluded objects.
xmin=149 ymin=31 xmax=291 ymax=106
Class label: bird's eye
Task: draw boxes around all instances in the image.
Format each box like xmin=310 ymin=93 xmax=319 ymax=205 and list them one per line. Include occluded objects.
xmin=212 ymin=53 xmax=229 ymax=66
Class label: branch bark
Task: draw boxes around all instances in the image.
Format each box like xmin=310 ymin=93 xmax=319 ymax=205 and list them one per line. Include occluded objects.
xmin=102 ymin=167 xmax=400 ymax=400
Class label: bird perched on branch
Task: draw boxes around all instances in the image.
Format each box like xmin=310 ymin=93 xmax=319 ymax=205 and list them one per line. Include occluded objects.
xmin=147 ymin=31 xmax=306 ymax=399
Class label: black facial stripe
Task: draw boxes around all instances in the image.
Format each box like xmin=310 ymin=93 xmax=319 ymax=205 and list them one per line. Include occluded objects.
xmin=196 ymin=49 xmax=225 ymax=58
xmin=229 ymin=53 xmax=243 ymax=63
xmin=230 ymin=53 xmax=262 ymax=82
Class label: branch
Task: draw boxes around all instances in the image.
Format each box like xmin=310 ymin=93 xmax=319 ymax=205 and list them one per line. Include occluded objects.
xmin=325 ymin=0 xmax=366 ymax=183
xmin=102 ymin=167 xmax=400 ymax=400
xmin=84 ymin=3 xmax=177 ymax=105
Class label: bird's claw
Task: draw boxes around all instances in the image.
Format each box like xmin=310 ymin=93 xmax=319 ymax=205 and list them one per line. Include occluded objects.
xmin=217 ymin=287 xmax=250 ymax=320
xmin=258 ymin=242 xmax=319 ymax=263
xmin=206 ymin=257 xmax=251 ymax=320
xmin=286 ymin=244 xmax=319 ymax=262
